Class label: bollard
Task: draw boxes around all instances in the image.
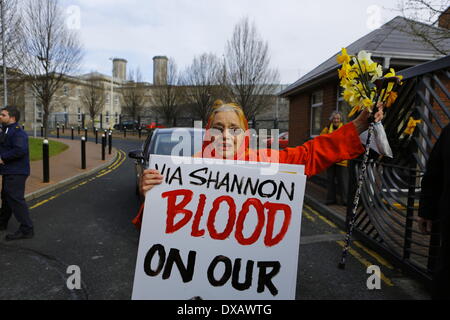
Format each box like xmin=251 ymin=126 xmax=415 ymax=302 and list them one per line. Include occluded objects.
xmin=123 ymin=127 xmax=126 ymax=138
xmin=71 ymin=127 xmax=74 ymax=140
xmin=101 ymin=134 xmax=106 ymax=160
xmin=138 ymin=127 xmax=142 ymax=139
xmin=108 ymin=131 xmax=112 ymax=155
xmin=62 ymin=124 xmax=65 ymax=134
xmin=57 ymin=125 xmax=60 ymax=138
xmin=22 ymin=125 xmax=25 ymax=131
xmin=43 ymin=139 xmax=50 ymax=183
xmin=95 ymin=128 xmax=98 ymax=144
xmin=81 ymin=137 xmax=86 ymax=169
xmin=84 ymin=127 xmax=88 ymax=141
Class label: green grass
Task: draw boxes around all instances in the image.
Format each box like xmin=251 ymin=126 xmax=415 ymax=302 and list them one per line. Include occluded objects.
xmin=29 ymin=138 xmax=69 ymax=162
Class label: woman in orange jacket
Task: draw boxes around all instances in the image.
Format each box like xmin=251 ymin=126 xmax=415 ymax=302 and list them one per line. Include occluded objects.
xmin=134 ymin=100 xmax=384 ymax=228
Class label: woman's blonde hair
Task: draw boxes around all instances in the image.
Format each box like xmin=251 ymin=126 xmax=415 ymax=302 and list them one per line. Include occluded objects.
xmin=207 ymin=100 xmax=248 ymax=130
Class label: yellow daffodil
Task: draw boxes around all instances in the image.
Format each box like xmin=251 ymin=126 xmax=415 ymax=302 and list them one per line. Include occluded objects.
xmin=343 ymin=88 xmax=356 ymax=105
xmin=338 ymin=63 xmax=351 ymax=79
xmin=356 ymin=82 xmax=365 ymax=96
xmin=404 ymin=117 xmax=422 ymax=135
xmin=338 ymin=49 xmax=402 ymax=119
xmin=384 ymin=68 xmax=404 ymax=91
xmin=348 ymin=105 xmax=362 ymax=118
xmin=337 ymin=48 xmax=351 ymax=65
xmin=362 ymin=97 xmax=373 ymax=108
xmin=386 ymin=91 xmax=398 ymax=107
xmin=357 ymin=50 xmax=374 ymax=65
xmin=347 ymin=66 xmax=358 ymax=80
xmin=371 ymin=64 xmax=383 ymax=81
xmin=340 ymin=77 xmax=353 ymax=88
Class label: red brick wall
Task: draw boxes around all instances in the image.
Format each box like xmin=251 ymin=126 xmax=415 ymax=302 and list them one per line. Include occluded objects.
xmin=438 ymin=7 xmax=450 ymax=29
xmin=321 ymin=81 xmax=339 ymax=129
xmin=287 ymin=80 xmax=339 ymax=147
xmin=288 ymin=93 xmax=310 ymax=146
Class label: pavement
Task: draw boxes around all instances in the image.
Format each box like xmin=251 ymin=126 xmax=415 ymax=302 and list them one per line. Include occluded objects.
xmin=26 ymin=137 xmax=117 ymax=201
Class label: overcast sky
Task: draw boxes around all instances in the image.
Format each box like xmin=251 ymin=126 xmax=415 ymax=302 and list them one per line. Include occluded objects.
xmin=65 ymin=0 xmax=403 ymax=84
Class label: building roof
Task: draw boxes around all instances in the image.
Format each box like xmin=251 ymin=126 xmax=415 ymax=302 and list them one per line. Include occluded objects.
xmin=279 ymin=16 xmax=450 ymax=97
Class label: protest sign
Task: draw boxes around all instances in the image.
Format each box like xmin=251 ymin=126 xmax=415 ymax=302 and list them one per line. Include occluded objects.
xmin=132 ymin=155 xmax=306 ymax=300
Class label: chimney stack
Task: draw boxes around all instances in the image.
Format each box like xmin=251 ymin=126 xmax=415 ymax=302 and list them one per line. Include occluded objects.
xmin=438 ymin=6 xmax=450 ymax=29
xmin=113 ymin=58 xmax=127 ymax=82
xmin=153 ymin=56 xmax=168 ymax=85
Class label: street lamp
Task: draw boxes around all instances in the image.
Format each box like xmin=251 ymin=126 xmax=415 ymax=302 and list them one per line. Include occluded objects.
xmin=109 ymin=57 xmax=114 ymax=130
xmin=33 ymin=89 xmax=37 ymax=138
xmin=1 ymin=1 xmax=7 ymax=106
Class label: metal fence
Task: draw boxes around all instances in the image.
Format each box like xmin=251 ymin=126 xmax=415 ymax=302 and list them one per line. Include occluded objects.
xmin=347 ymin=55 xmax=449 ymax=285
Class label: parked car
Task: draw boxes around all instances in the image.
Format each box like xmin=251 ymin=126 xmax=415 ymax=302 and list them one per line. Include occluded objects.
xmin=128 ymin=127 xmax=205 ymax=201
xmin=144 ymin=122 xmax=166 ymax=131
xmin=267 ymin=132 xmax=289 ymax=149
xmin=114 ymin=120 xmax=139 ymax=131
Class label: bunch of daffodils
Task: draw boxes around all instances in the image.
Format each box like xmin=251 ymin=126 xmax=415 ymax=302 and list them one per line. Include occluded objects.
xmin=337 ymin=48 xmax=403 ymax=117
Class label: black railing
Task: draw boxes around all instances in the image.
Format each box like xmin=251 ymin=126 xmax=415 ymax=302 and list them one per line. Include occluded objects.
xmin=348 ymin=55 xmax=449 ymax=285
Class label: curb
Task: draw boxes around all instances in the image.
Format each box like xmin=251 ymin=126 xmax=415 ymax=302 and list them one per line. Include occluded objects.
xmin=25 ymin=148 xmax=120 ymax=202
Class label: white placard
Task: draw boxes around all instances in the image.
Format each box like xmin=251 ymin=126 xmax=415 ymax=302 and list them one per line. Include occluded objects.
xmin=132 ymin=155 xmax=306 ymax=300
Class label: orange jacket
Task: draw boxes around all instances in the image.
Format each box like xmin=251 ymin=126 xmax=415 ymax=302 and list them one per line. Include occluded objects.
xmin=320 ymin=123 xmax=349 ymax=167
xmin=132 ymin=122 xmax=364 ymax=228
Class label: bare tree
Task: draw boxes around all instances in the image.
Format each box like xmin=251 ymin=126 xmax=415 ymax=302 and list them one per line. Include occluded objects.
xmin=121 ymin=68 xmax=146 ymax=122
xmin=18 ymin=0 xmax=83 ymax=136
xmin=152 ymin=58 xmax=181 ymax=126
xmin=181 ymin=53 xmax=226 ymax=125
xmin=396 ymin=0 xmax=449 ymax=55
xmin=224 ymin=17 xmax=280 ymax=120
xmin=81 ymin=76 xmax=105 ymax=128
xmin=182 ymin=53 xmax=226 ymax=123
xmin=0 ymin=0 xmax=24 ymax=105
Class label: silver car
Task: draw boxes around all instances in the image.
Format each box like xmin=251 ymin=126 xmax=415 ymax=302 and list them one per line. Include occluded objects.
xmin=128 ymin=127 xmax=205 ymax=201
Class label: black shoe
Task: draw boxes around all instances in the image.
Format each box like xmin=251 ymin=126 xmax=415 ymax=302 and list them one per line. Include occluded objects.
xmin=5 ymin=229 xmax=34 ymax=241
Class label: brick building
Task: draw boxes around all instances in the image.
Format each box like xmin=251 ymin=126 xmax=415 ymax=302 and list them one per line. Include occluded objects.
xmin=279 ymin=15 xmax=450 ymax=147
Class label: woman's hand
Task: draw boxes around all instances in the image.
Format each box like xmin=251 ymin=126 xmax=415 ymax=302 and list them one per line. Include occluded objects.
xmin=140 ymin=169 xmax=163 ymax=197
xmin=353 ymin=102 xmax=385 ymax=134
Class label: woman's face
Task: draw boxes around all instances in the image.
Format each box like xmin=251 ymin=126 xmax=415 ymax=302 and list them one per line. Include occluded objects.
xmin=332 ymin=114 xmax=342 ymax=127
xmin=209 ymin=111 xmax=246 ymax=159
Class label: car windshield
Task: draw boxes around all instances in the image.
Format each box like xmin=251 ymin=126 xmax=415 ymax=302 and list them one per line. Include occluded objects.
xmin=151 ymin=131 xmax=204 ymax=156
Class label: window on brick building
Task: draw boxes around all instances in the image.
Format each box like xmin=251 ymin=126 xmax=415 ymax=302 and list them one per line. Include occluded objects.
xmin=310 ymin=90 xmax=323 ymax=136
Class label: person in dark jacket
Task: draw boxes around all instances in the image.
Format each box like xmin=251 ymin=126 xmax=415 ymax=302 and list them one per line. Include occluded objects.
xmin=0 ymin=106 xmax=34 ymax=240
xmin=417 ymin=123 xmax=450 ymax=300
